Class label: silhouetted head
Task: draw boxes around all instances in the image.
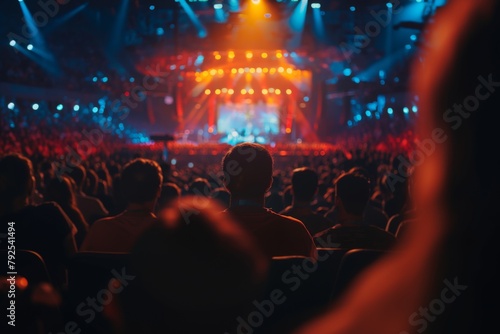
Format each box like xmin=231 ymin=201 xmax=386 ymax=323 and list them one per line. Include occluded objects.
xmin=188 ymin=177 xmax=211 ymax=197
xmin=0 ymin=154 xmax=34 ymax=212
xmin=292 ymin=167 xmax=319 ymax=203
xmin=117 ymin=196 xmax=268 ymax=334
xmin=121 ymin=159 xmax=163 ymax=205
xmin=68 ymin=165 xmax=86 ymax=190
xmin=222 ymin=143 xmax=273 ymax=199
xmin=335 ymin=173 xmax=370 ymax=216
xmin=45 ymin=176 xmax=76 ymax=208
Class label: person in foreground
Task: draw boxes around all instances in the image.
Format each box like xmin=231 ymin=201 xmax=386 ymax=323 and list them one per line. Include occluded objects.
xmin=109 ymin=196 xmax=269 ymax=334
xmin=294 ymin=0 xmax=500 ymax=333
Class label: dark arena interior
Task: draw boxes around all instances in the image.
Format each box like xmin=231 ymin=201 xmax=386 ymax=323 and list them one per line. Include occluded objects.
xmin=1 ymin=0 xmax=499 ymax=333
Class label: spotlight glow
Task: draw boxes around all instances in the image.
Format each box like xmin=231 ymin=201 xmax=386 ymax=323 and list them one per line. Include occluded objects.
xmin=311 ymin=3 xmax=321 ymax=9
xmin=56 ymin=104 xmax=63 ymax=111
xmin=8 ymin=102 xmax=15 ymax=110
xmin=73 ymin=105 xmax=80 ymax=111
xmin=27 ymin=44 xmax=33 ymax=50
xmin=32 ymin=103 xmax=39 ymax=110
xmin=9 ymin=40 xmax=16 ymax=47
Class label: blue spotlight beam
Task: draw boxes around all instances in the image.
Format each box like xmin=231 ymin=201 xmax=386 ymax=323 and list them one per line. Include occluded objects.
xmin=179 ymin=0 xmax=208 ymax=38
xmin=312 ymin=7 xmax=325 ymax=41
xmin=288 ymin=0 xmax=309 ymax=49
xmin=109 ymin=0 xmax=130 ymax=53
xmin=45 ymin=3 xmax=89 ymax=33
xmin=19 ymin=1 xmax=46 ymax=48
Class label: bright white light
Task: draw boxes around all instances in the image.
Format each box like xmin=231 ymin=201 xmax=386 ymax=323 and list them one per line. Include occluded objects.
xmin=188 ymin=162 xmax=194 ymax=168
xmin=32 ymin=103 xmax=39 ymax=110
xmin=9 ymin=40 xmax=16 ymax=47
xmin=214 ymin=4 xmax=223 ymax=9
xmin=73 ymin=105 xmax=80 ymax=111
xmin=311 ymin=3 xmax=321 ymax=9
xmin=8 ymin=102 xmax=15 ymax=110
xmin=27 ymin=44 xmax=33 ymax=50
xmin=56 ymin=104 xmax=63 ymax=111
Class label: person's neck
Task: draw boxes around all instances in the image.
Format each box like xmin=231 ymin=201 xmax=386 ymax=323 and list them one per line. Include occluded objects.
xmin=230 ymin=196 xmax=264 ymax=208
xmin=125 ymin=202 xmax=155 ymax=213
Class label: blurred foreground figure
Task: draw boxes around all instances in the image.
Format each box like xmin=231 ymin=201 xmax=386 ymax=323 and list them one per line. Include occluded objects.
xmin=112 ymin=197 xmax=269 ymax=334
xmin=295 ymin=0 xmax=500 ymax=333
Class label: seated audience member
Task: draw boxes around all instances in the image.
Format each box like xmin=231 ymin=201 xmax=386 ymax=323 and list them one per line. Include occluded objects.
xmin=222 ymin=143 xmax=317 ymax=259
xmin=315 ymin=173 xmax=396 ymax=250
xmin=111 ymin=197 xmax=268 ymax=334
xmin=187 ymin=177 xmax=212 ymax=197
xmin=325 ymin=167 xmax=388 ymax=230
xmin=68 ymin=165 xmax=108 ymax=225
xmin=281 ymin=167 xmax=333 ymax=236
xmin=0 ymin=154 xmax=77 ymax=288
xmin=265 ymin=175 xmax=285 ymax=212
xmin=45 ymin=176 xmax=89 ymax=248
xmin=155 ymin=182 xmax=181 ymax=213
xmin=81 ymin=158 xmax=162 ymax=252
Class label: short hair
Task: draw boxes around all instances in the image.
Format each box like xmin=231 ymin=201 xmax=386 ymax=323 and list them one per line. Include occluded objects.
xmin=0 ymin=154 xmax=34 ymax=204
xmin=222 ymin=143 xmax=273 ymax=198
xmin=188 ymin=177 xmax=211 ymax=197
xmin=68 ymin=165 xmax=86 ymax=189
xmin=121 ymin=159 xmax=163 ymax=204
xmin=157 ymin=182 xmax=181 ymax=209
xmin=335 ymin=173 xmax=370 ymax=215
xmin=45 ymin=176 xmax=76 ymax=207
xmin=292 ymin=167 xmax=318 ymax=202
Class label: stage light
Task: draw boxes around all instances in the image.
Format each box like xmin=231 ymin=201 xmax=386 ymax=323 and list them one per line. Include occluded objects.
xmin=228 ymin=89 xmax=234 ymax=94
xmin=129 ymin=77 xmax=135 ymax=82
xmin=205 ymin=89 xmax=211 ymax=95
xmin=241 ymin=89 xmax=247 ymax=94
xmin=256 ymin=67 xmax=262 ymax=73
xmin=56 ymin=104 xmax=63 ymax=111
xmin=215 ymin=89 xmax=221 ymax=95
xmin=246 ymin=52 xmax=253 ymax=59
xmin=270 ymin=68 xmax=277 ymax=74
xmin=304 ymin=96 xmax=310 ymax=102
xmin=352 ymin=77 xmax=360 ymax=84
xmin=405 ymin=44 xmax=412 ymax=50
xmin=278 ymin=67 xmax=284 ymax=73
xmin=217 ymin=69 xmax=224 ymax=75
xmin=156 ymin=27 xmax=164 ymax=36
xmin=412 ymin=105 xmax=418 ymax=113
xmin=249 ymin=88 xmax=255 ymax=94
xmin=231 ymin=68 xmax=237 ymax=74
xmin=149 ymin=5 xmax=155 ymax=10
xmin=9 ymin=40 xmax=16 ymax=47
xmin=343 ymin=68 xmax=352 ymax=76
xmin=188 ymin=162 xmax=194 ymax=168
xmin=261 ymin=52 xmax=268 ymax=58
xmin=263 ymin=68 xmax=269 ymax=73
xmin=171 ymin=158 xmax=177 ymax=165
xmin=92 ymin=107 xmax=98 ymax=113
xmin=350 ymin=6 xmax=356 ymax=12
xmin=222 ymin=88 xmax=228 ymax=93
xmin=262 ymin=89 xmax=268 ymax=95
xmin=269 ymin=88 xmax=275 ymax=93
xmin=387 ymin=107 xmax=394 ymax=115
xmin=354 ymin=114 xmax=362 ymax=121
xmin=286 ymin=68 xmax=293 ymax=74
xmin=311 ymin=3 xmax=321 ymax=9
xmin=276 ymin=51 xmax=283 ymax=58
xmin=208 ymin=126 xmax=214 ymax=133
xmin=386 ymin=2 xmax=393 ymax=8
xmin=228 ymin=51 xmax=235 ymax=59
xmin=410 ymin=34 xmax=417 ymax=41
xmin=214 ymin=4 xmax=223 ymax=9
xmin=365 ymin=110 xmax=372 ymax=117
xmin=215 ymin=54 xmax=222 ymax=60
xmin=195 ymin=77 xmax=202 ymax=82
xmin=102 ymin=76 xmax=108 ymax=83
xmin=403 ymin=107 xmax=410 ymax=114
xmin=285 ymin=128 xmax=291 ymax=134
xmin=275 ymin=89 xmax=281 ymax=95
xmin=210 ymin=69 xmax=217 ymax=75
xmin=27 ymin=44 xmax=33 ymax=50
xmin=250 ymin=68 xmax=256 ymax=73
xmin=32 ymin=103 xmax=39 ymax=110
xmin=251 ymin=0 xmax=260 ymax=4
xmin=286 ymin=89 xmax=292 ymax=95
xmin=73 ymin=105 xmax=80 ymax=111
xmin=8 ymin=102 xmax=15 ymax=110
xmin=238 ymin=68 xmax=245 ymax=74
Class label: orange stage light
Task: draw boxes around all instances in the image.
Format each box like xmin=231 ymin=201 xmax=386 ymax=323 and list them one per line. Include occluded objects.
xmin=286 ymin=89 xmax=292 ymax=95
xmin=231 ymin=68 xmax=237 ymax=74
xmin=246 ymin=52 xmax=253 ymax=59
xmin=238 ymin=68 xmax=245 ymax=74
xmin=215 ymin=54 xmax=222 ymax=60
xmin=249 ymin=88 xmax=255 ymax=94
xmin=205 ymin=89 xmax=211 ymax=95
xmin=278 ymin=67 xmax=284 ymax=73
xmin=261 ymin=52 xmax=268 ymax=58
xmin=286 ymin=68 xmax=293 ymax=74
xmin=209 ymin=69 xmax=217 ymax=75
xmin=241 ymin=89 xmax=247 ymax=94
xmin=217 ymin=69 xmax=224 ymax=75
xmin=276 ymin=51 xmax=283 ymax=58
xmin=262 ymin=88 xmax=268 ymax=95
xmin=228 ymin=51 xmax=235 ymax=59
xmin=275 ymin=89 xmax=281 ymax=95
xmin=215 ymin=89 xmax=221 ymax=95
xmin=228 ymin=89 xmax=234 ymax=94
